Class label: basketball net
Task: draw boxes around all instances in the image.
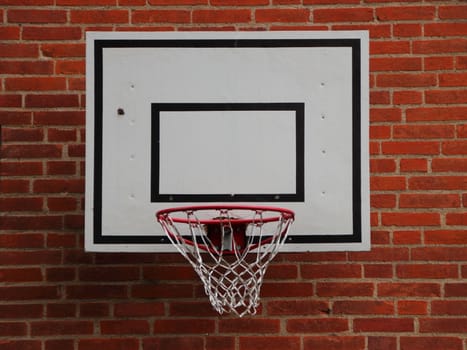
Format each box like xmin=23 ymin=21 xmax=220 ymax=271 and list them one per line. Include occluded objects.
xmin=156 ymin=206 xmax=294 ymax=317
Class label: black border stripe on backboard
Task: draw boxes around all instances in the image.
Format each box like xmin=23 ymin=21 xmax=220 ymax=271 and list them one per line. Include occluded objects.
xmin=150 ymin=102 xmax=305 ymax=203
xmin=92 ymin=38 xmax=362 ymax=245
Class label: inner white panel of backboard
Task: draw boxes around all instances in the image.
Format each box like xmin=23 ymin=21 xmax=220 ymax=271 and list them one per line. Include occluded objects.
xmin=159 ymin=110 xmax=296 ymax=195
xmin=85 ymin=31 xmax=370 ymax=252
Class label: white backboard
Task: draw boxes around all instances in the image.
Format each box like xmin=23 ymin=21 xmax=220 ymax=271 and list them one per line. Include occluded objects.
xmin=85 ymin=31 xmax=369 ymax=252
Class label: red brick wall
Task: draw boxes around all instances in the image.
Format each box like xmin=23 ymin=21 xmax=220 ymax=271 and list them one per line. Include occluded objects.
xmin=1 ymin=1 xmax=466 ymax=349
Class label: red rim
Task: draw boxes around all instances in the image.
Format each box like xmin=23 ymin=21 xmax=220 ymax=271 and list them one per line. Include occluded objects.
xmin=156 ymin=204 xmax=294 ymax=225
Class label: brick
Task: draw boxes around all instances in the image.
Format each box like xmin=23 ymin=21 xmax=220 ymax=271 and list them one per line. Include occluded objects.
xmin=370 ymin=159 xmax=396 ymax=173
xmin=305 ymin=0 xmax=361 ymax=3
xmin=151 ymin=0 xmax=206 ymax=3
xmin=0 ymin=216 xmax=63 ymax=230
xmin=370 ymin=108 xmax=401 ymax=122
xmin=458 ymin=124 xmax=467 ymax=138
xmin=68 ymin=144 xmax=85 ymax=157
xmin=412 ymin=247 xmax=467 ymax=261
xmin=0 ymin=111 xmax=31 ymax=125
xmin=33 ymin=179 xmax=84 ymax=193
xmin=0 ymin=286 xmax=60 ymax=301
xmin=301 ymin=263 xmax=361 ymax=279
xmin=400 ymin=158 xmax=427 ymax=172
xmin=41 ymin=43 xmax=85 ymax=58
xmin=31 ymin=321 xmax=90 ymax=336
xmin=370 ymin=57 xmax=422 ymax=72
xmin=47 ymin=197 xmax=78 ymax=211
xmin=378 ymin=282 xmax=440 ymax=297
xmin=425 ymin=230 xmax=467 ymax=245
xmin=399 ymin=194 xmax=460 ymax=208
xmin=45 ymin=340 xmax=75 ymax=350
xmin=426 ymin=90 xmax=467 ymax=104
xmin=305 ymin=337 xmax=365 ymax=350
xmin=398 ymin=300 xmax=427 ymax=315
xmin=446 ymin=213 xmax=467 ymax=226
xmin=382 ymin=141 xmax=439 ymax=155
xmin=401 ymin=337 xmax=463 ymax=350
xmin=355 ymin=318 xmax=414 ymax=332
xmin=0 ymin=180 xmax=30 ymax=194
xmin=0 ymin=341 xmax=41 ymax=350
xmin=255 ymin=9 xmax=310 ymax=23
xmin=71 ymin=10 xmax=129 ymax=24
xmin=439 ymin=5 xmax=467 ymax=20
xmin=287 ymin=318 xmax=348 ymax=333
xmin=316 ymin=282 xmax=373 ymax=297
xmin=34 ymin=111 xmax=84 ymax=126
xmin=371 ymin=40 xmax=410 ymax=54
xmin=267 ymin=300 xmax=330 ymax=316
xmin=445 ymin=283 xmax=467 ymax=297
xmin=22 ymin=26 xmax=82 ymax=41
xmin=26 ymin=94 xmax=80 ymax=108
xmin=264 ymin=264 xmax=297 ymax=279
xmin=425 ymin=56 xmax=454 ymax=71
xmin=0 ymin=60 xmax=53 ymax=74
xmin=115 ymin=302 xmax=164 ymax=317
xmin=376 ymin=6 xmax=435 ymax=21
xmin=457 ymin=56 xmax=467 ymax=69
xmin=0 ymin=250 xmax=61 ymax=265
xmin=409 ymin=176 xmax=467 ymax=190
xmin=0 ymin=43 xmax=39 ymax=57
xmin=101 ymin=320 xmax=150 ymax=335
xmin=376 ymin=73 xmax=436 ymax=87
xmin=394 ymin=23 xmax=422 ymax=38
xmin=443 ymin=141 xmax=467 ymax=155
xmin=47 ymin=161 xmax=77 ymax=175
xmin=47 ymin=234 xmax=76 ymax=248
xmin=206 ymin=337 xmax=235 ymax=350
xmin=370 ymin=90 xmax=390 ymax=104
xmin=132 ymin=10 xmax=191 ymax=23
xmin=240 ymin=337 xmax=300 ymax=350
xmin=1 ymin=162 xmax=42 ymax=176
xmin=2 ymin=127 xmax=44 ymax=142
xmin=394 ymin=124 xmax=454 ymax=139
xmin=131 ymin=284 xmax=193 ymax=298
xmin=0 ymin=95 xmax=22 ymax=108
xmin=371 ymin=176 xmax=406 ymax=190
xmin=143 ymin=337 xmax=204 ymax=350
xmin=393 ymin=91 xmax=422 ymax=105
xmin=333 ymin=301 xmax=394 ymax=315
xmin=420 ymin=318 xmax=467 ymax=334
xmin=368 ymin=337 xmax=397 ymax=350
xmin=193 ymin=9 xmax=251 ymax=23
xmin=79 ymin=303 xmax=109 ymax=317
xmin=219 ymin=319 xmax=280 ymax=333
xmin=57 ymin=0 xmax=115 ymax=4
xmin=371 ymin=230 xmax=390 ymax=245
xmin=406 ymin=107 xmax=467 ymax=122
xmin=413 ymin=39 xmax=467 ymax=54
xmin=79 ymin=266 xmax=139 ymax=281
xmin=0 ymin=305 xmax=43 ymax=319
xmin=396 ymin=264 xmax=458 ymax=279
xmin=261 ymin=282 xmax=314 ymax=297
xmin=0 ymin=323 xmax=27 ymax=337
xmin=78 ymin=339 xmax=139 ymax=350
xmin=46 ymin=303 xmax=76 ymax=318
xmin=0 ymin=233 xmax=44 ymax=249
xmin=0 ymin=198 xmax=43 ymax=212
xmin=370 ymin=125 xmax=391 ymax=139
xmin=5 ymin=77 xmax=66 ymax=91
xmin=8 ymin=10 xmax=66 ymax=23
xmin=382 ymin=212 xmax=440 ymax=226
xmin=1 ymin=144 xmax=62 ymax=158
xmin=314 ymin=8 xmax=373 ymax=22
xmin=0 ymin=268 xmax=42 ymax=282
xmin=67 ymin=285 xmax=128 ymax=299
xmin=432 ymin=301 xmax=467 ymax=316
xmin=425 ymin=23 xmax=467 ymax=38
xmin=0 ymin=26 xmax=20 ymax=40
xmin=153 ymin=319 xmax=215 ymax=334
xmin=393 ymin=230 xmax=422 ymax=245
xmin=364 ymin=264 xmax=393 ymax=278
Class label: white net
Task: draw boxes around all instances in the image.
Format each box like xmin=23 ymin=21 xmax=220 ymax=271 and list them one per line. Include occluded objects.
xmin=156 ymin=206 xmax=294 ymax=317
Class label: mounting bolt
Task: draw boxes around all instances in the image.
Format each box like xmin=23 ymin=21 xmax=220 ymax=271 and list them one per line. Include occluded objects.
xmin=117 ymin=108 xmax=125 ymax=116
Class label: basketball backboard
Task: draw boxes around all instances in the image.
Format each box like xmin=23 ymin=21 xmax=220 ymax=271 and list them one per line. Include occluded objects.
xmin=85 ymin=31 xmax=369 ymax=252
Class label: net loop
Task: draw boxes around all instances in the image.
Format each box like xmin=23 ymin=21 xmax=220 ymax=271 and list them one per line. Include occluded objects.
xmin=156 ymin=205 xmax=294 ymax=317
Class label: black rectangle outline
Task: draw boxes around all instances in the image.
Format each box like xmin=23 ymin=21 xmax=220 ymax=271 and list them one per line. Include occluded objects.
xmin=151 ymin=103 xmax=305 ymax=203
xmin=91 ymin=38 xmax=363 ymax=245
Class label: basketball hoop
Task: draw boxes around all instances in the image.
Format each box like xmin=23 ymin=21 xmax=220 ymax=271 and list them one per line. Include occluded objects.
xmin=156 ymin=205 xmax=294 ymax=317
